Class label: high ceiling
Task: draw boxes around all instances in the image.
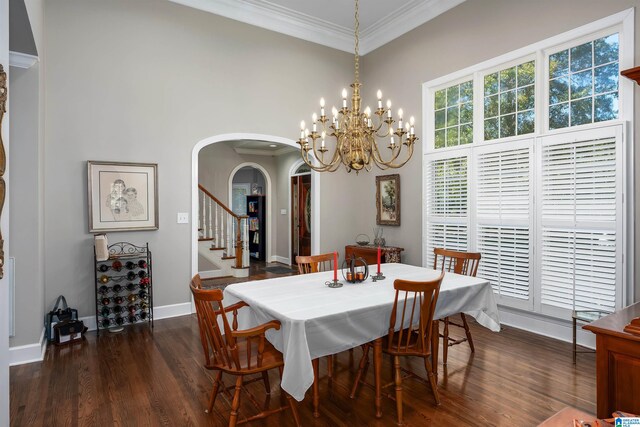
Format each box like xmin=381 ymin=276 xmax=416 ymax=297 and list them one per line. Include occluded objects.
xmin=170 ymin=0 xmax=465 ymax=54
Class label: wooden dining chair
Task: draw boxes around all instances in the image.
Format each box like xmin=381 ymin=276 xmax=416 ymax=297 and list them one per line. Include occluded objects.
xmin=433 ymin=248 xmax=481 ymax=365
xmin=295 ymin=253 xmax=334 ymax=274
xmin=190 ymin=275 xmax=301 ymax=427
xmin=350 ymin=273 xmax=444 ymax=425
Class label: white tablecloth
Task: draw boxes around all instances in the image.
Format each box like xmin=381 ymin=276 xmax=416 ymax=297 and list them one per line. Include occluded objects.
xmin=223 ymin=263 xmax=500 ymax=401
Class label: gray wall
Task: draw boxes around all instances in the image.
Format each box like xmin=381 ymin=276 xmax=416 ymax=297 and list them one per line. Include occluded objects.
xmin=1 ymin=0 xmax=10 ymax=419
xmin=361 ymin=0 xmax=640 ymax=300
xmin=41 ymin=0 xmax=354 ymax=324
xmin=9 ymin=64 xmax=44 ymax=347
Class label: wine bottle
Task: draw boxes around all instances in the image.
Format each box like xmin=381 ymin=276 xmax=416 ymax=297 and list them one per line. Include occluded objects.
xmin=111 ymin=260 xmax=123 ymax=271
xmin=101 ymin=297 xmax=111 ymax=306
xmin=115 ymin=316 xmax=124 ymax=326
xmin=128 ymin=304 xmax=138 ymax=314
xmin=140 ymin=311 xmax=148 ymax=320
xmin=101 ymin=307 xmax=111 ymax=317
xmin=125 ymin=261 xmax=136 ymax=270
xmin=139 ymin=277 xmax=150 ymax=288
xmin=126 ymin=271 xmax=136 ymax=280
xmin=98 ymin=264 xmax=109 ymax=272
xmin=126 ymin=282 xmax=137 ymax=291
xmin=113 ymin=305 xmax=123 ymax=314
xmin=128 ymin=315 xmax=137 ymax=324
xmin=99 ymin=275 xmax=110 ymax=284
xmin=98 ymin=285 xmax=109 ymax=294
xmin=138 ymin=260 xmax=147 ymax=269
xmin=114 ymin=296 xmax=124 ymax=305
xmin=101 ymin=318 xmax=111 ymax=328
xmin=112 ymin=284 xmax=123 ymax=293
xmin=138 ymin=290 xmax=148 ymax=301
xmin=140 ymin=302 xmax=149 ymax=311
xmin=127 ymin=294 xmax=138 ymax=303
xmin=138 ymin=270 xmax=147 ymax=279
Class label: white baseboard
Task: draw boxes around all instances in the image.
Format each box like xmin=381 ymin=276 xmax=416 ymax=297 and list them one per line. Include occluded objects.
xmin=498 ymin=306 xmax=595 ymax=350
xmin=9 ymin=302 xmax=194 ymax=366
xmin=9 ymin=328 xmax=46 ymax=366
xmin=199 ymin=269 xmax=226 ymax=279
xmin=271 ymin=255 xmax=291 ymax=265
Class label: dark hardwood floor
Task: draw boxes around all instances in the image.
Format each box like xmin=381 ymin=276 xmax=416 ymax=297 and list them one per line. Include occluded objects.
xmin=10 ymin=312 xmax=596 ymax=426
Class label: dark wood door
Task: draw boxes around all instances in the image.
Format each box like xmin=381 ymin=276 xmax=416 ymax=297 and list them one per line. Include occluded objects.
xmin=291 ymin=174 xmax=311 ymax=263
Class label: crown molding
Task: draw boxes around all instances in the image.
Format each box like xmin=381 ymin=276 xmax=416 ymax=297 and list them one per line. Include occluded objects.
xmin=9 ymin=51 xmax=38 ymax=69
xmin=169 ymin=0 xmax=465 ymax=55
xmin=233 ymin=147 xmax=296 ymax=156
xmin=360 ymin=0 xmax=466 ymax=54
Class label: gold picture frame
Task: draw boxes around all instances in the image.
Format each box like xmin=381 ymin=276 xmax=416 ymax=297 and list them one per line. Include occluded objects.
xmin=87 ymin=161 xmax=158 ymax=232
xmin=376 ymin=174 xmax=400 ymax=226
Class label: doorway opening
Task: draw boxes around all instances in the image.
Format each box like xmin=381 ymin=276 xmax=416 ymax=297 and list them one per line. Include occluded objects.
xmin=290 ymin=161 xmax=312 ymax=264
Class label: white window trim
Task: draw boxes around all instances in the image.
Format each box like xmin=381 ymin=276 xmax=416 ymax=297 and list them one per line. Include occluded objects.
xmin=421 ymin=8 xmax=635 ymax=315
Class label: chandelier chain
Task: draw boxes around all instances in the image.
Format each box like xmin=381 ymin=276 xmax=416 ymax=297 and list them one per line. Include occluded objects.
xmin=354 ymin=0 xmax=359 ymax=83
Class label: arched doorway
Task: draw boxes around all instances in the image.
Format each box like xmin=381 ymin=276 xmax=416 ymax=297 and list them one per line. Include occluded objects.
xmin=289 ymin=160 xmax=312 ymax=264
xmin=191 ymin=133 xmax=320 ymax=280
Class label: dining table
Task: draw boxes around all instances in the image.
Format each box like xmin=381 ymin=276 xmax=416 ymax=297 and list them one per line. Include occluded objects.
xmin=223 ymin=262 xmax=501 ymax=417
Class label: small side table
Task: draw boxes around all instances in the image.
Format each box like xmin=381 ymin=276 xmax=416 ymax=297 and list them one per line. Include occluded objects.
xmin=572 ymin=309 xmax=609 ymax=363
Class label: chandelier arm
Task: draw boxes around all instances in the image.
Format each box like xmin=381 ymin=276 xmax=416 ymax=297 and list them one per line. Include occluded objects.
xmin=300 ymin=148 xmax=340 ymax=173
xmin=370 ymin=135 xmax=411 ymax=168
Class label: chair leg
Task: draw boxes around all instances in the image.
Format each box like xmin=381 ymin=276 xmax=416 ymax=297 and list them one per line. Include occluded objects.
xmin=261 ymin=371 xmax=271 ymax=394
xmin=394 ymin=356 xmax=404 ymax=426
xmin=312 ymin=358 xmax=320 ymax=418
xmin=327 ymin=354 xmax=334 ymax=379
xmin=443 ymin=318 xmax=449 ymax=365
xmin=207 ymin=371 xmax=223 ymax=414
xmin=424 ymin=356 xmax=440 ymax=406
xmin=350 ymin=344 xmax=370 ymax=398
xmin=460 ymin=313 xmax=475 ymax=353
xmin=229 ymin=376 xmax=243 ymax=427
xmin=285 ymin=391 xmax=302 ymax=427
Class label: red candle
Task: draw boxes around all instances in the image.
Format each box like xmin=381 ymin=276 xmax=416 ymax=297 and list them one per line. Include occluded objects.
xmin=333 ymin=251 xmax=338 ymax=281
xmin=377 ymin=245 xmax=381 ymax=274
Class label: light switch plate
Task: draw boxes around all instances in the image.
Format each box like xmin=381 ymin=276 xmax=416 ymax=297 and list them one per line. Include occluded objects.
xmin=280 ymin=209 xmax=287 ymax=215
xmin=177 ymin=212 xmax=189 ymax=224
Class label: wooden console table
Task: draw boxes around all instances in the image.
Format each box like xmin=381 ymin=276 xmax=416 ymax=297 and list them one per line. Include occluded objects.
xmin=583 ymin=302 xmax=640 ymax=418
xmin=344 ymin=244 xmax=404 ymax=264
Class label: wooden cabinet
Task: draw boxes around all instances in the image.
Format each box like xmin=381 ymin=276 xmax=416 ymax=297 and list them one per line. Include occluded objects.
xmin=344 ymin=245 xmax=404 ymax=265
xmin=583 ymin=303 xmax=640 ymax=418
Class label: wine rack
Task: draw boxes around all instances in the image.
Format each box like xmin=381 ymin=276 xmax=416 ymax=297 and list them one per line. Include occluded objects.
xmin=93 ymin=242 xmax=153 ymax=334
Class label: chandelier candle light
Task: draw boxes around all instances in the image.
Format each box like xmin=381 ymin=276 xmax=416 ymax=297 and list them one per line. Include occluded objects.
xmin=296 ymin=0 xmax=418 ymax=173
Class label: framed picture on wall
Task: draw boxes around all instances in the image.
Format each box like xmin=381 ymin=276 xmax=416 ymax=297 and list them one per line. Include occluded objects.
xmin=87 ymin=161 xmax=158 ymax=232
xmin=376 ymin=174 xmax=400 ymax=226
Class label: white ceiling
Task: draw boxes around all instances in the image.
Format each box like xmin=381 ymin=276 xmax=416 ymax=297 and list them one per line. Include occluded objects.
xmin=169 ymin=0 xmax=465 ymax=54
xmin=221 ymin=140 xmax=298 ymax=157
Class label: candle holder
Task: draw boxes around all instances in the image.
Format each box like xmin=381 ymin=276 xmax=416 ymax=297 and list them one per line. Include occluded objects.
xmin=371 ymin=272 xmax=386 ymax=282
xmin=325 ymin=279 xmax=343 ymax=288
xmin=341 ymin=255 xmax=369 ymax=284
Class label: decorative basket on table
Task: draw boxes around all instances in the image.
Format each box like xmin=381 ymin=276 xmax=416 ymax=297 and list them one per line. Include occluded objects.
xmin=341 ymin=255 xmax=369 ymax=283
xmin=355 ymin=234 xmax=370 ymax=246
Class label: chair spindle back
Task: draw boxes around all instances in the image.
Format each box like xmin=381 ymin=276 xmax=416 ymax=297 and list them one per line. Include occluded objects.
xmin=296 ymin=253 xmax=335 ymax=275
xmin=387 ymin=273 xmax=444 ymax=356
xmin=433 ymin=248 xmax=481 ymax=277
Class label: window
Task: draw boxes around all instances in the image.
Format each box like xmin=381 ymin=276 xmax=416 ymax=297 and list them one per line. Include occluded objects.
xmin=424 ymin=156 xmax=468 ymax=267
xmin=434 ymin=80 xmax=473 ymax=148
xmin=548 ymin=33 xmax=619 ymax=129
xmin=423 ymin=11 xmax=632 ymax=320
xmin=484 ymin=61 xmax=535 ymax=140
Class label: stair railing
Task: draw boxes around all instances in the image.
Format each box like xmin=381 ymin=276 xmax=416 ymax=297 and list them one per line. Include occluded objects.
xmin=198 ymin=184 xmax=249 ymax=269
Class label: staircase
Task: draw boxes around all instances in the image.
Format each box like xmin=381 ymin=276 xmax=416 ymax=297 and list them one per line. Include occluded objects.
xmin=198 ymin=184 xmax=250 ymax=278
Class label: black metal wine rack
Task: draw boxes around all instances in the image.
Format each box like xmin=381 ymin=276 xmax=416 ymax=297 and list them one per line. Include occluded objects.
xmin=93 ymin=242 xmax=153 ymax=334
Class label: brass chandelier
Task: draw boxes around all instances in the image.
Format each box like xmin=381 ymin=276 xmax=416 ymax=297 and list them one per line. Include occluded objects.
xmin=296 ymin=0 xmax=417 ymax=173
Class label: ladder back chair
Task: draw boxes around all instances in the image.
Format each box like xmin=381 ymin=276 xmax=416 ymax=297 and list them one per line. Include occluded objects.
xmin=295 ymin=252 xmax=334 ymax=274
xmin=190 ymin=275 xmax=301 ymax=427
xmin=295 ymin=252 xmax=340 ymax=418
xmin=350 ymin=273 xmax=444 ymax=425
xmin=433 ymin=248 xmax=481 ymax=365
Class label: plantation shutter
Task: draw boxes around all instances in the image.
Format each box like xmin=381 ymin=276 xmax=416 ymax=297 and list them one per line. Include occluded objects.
xmin=424 ymin=155 xmax=468 ymax=268
xmin=539 ymin=129 xmax=621 ymax=314
xmin=475 ymin=142 xmax=532 ymax=306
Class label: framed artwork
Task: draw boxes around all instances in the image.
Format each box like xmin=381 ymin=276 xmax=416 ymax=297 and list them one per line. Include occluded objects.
xmin=376 ymin=174 xmax=400 ymax=226
xmin=87 ymin=161 xmax=158 ymax=232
